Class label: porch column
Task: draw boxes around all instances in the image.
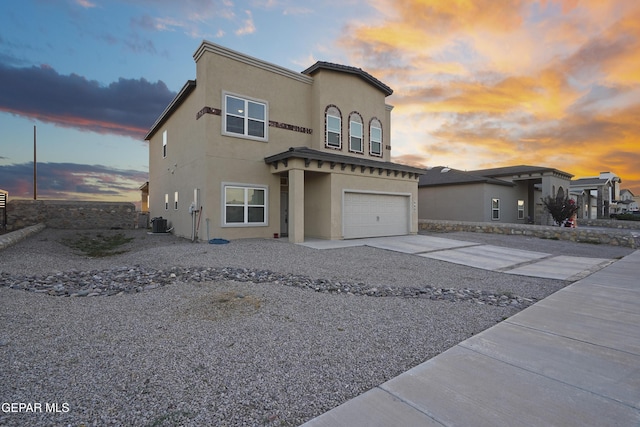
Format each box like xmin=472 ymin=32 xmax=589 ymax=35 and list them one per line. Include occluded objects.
xmin=288 ymin=168 xmax=304 ymax=243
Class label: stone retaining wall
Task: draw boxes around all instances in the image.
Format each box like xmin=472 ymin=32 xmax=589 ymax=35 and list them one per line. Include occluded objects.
xmin=419 ymin=219 xmax=638 ymax=249
xmin=6 ymin=200 xmax=137 ymax=231
xmin=576 ymin=218 xmax=640 ymax=230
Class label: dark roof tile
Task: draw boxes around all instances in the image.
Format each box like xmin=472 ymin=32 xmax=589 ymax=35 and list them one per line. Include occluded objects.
xmin=302 ymin=61 xmax=393 ymax=96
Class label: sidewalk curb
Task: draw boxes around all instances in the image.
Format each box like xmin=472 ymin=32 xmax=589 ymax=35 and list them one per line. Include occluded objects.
xmin=0 ymin=223 xmax=46 ymax=251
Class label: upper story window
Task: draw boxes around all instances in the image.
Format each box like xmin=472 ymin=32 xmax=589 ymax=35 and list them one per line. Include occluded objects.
xmin=223 ymin=93 xmax=267 ymax=141
xmin=174 ymin=191 xmax=179 ymax=210
xmin=162 ymin=130 xmax=167 ymax=158
xmin=369 ymin=119 xmax=382 ymax=157
xmin=325 ymin=105 xmax=342 ymax=149
xmin=349 ymin=112 xmax=363 ymax=153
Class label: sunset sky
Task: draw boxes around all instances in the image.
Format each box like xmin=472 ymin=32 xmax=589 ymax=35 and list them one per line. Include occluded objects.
xmin=1 ymin=0 xmax=639 ymax=202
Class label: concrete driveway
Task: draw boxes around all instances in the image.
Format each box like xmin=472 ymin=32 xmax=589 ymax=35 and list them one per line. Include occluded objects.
xmin=302 ymin=246 xmax=640 ymax=427
xmin=300 ymin=234 xmax=614 ymax=281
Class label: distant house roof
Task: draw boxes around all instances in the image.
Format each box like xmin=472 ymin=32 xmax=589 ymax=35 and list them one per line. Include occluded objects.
xmin=145 ymin=80 xmax=196 ymax=140
xmin=418 ymin=166 xmax=514 ymax=188
xmin=265 ymin=147 xmax=424 ymax=175
xmin=570 ymin=177 xmax=607 ymax=187
xmin=468 ymin=165 xmax=573 ymax=179
xmin=302 ymin=61 xmax=393 ymax=96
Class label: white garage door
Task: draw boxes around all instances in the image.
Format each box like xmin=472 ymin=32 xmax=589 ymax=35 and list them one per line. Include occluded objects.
xmin=343 ymin=192 xmax=410 ymax=239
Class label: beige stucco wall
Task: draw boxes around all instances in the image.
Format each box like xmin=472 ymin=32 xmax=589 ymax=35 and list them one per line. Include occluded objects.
xmin=148 ymin=41 xmax=416 ymax=241
xmin=309 ymin=69 xmax=391 ymax=162
xmin=148 ymin=83 xmax=207 ymax=238
xmin=303 ymin=171 xmax=332 ymax=239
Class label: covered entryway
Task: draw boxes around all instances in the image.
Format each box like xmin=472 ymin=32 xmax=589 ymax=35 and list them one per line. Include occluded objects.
xmin=265 ymin=147 xmax=423 ymax=243
xmin=343 ymin=191 xmax=410 ymax=239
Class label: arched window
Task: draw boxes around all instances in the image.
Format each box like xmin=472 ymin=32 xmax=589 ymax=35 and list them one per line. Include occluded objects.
xmin=325 ymin=105 xmax=342 ymax=149
xmin=349 ymin=112 xmax=363 ymax=153
xmin=369 ymin=118 xmax=382 ymax=156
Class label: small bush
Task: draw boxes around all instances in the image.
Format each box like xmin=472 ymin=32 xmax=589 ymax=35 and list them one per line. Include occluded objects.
xmin=60 ymin=232 xmax=134 ymax=257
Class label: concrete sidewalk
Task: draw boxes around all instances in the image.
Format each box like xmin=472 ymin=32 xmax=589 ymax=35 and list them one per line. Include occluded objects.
xmin=302 ymin=250 xmax=640 ymax=427
xmin=300 ymin=235 xmax=615 ymax=281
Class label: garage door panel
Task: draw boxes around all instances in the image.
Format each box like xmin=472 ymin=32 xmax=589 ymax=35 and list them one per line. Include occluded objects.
xmin=344 ymin=193 xmax=409 ymax=239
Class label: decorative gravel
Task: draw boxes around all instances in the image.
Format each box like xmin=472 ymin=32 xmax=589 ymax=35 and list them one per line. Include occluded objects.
xmin=1 ymin=228 xmax=626 ymax=426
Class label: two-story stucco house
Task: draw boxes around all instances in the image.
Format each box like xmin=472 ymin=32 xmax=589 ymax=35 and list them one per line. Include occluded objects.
xmin=145 ymin=41 xmax=423 ymax=243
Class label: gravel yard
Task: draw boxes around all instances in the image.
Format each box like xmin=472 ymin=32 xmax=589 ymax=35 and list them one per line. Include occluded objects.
xmin=0 ymin=228 xmax=630 ymax=426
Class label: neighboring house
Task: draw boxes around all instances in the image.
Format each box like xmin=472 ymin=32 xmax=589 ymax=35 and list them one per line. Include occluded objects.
xmin=139 ymin=182 xmax=149 ymax=213
xmin=418 ymin=165 xmax=573 ymax=224
xmin=570 ymin=172 xmax=622 ymax=219
xmin=145 ymin=41 xmax=423 ymax=243
xmin=618 ymin=189 xmax=638 ymax=213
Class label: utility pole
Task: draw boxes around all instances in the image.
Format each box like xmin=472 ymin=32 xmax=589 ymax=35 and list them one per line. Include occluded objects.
xmin=33 ymin=125 xmax=37 ymax=200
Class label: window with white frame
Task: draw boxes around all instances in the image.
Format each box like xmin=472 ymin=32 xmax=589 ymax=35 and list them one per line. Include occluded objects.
xmin=325 ymin=105 xmax=341 ymax=149
xmin=349 ymin=113 xmax=363 ymax=153
xmin=517 ymin=199 xmax=525 ymax=219
xmin=224 ymin=93 xmax=267 ymax=140
xmin=162 ymin=130 xmax=167 ymax=158
xmin=492 ymin=198 xmax=500 ymax=220
xmin=174 ymin=191 xmax=179 ymax=210
xmin=224 ymin=185 xmax=267 ymax=225
xmin=370 ymin=119 xmax=382 ymax=156
xmin=164 ymin=193 xmax=169 ymax=210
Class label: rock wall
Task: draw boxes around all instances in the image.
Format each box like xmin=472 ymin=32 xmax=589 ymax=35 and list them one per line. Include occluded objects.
xmin=6 ymin=200 xmax=137 ymax=231
xmin=576 ymin=218 xmax=640 ymax=230
xmin=419 ymin=219 xmax=638 ymax=249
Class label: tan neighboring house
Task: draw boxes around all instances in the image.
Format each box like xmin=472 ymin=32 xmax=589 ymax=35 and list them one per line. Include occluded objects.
xmin=145 ymin=41 xmax=423 ymax=243
xmin=418 ymin=165 xmax=573 ymax=224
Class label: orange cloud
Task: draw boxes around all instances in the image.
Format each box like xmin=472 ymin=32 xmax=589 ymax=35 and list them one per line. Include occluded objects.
xmin=338 ymin=0 xmax=640 ymax=194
